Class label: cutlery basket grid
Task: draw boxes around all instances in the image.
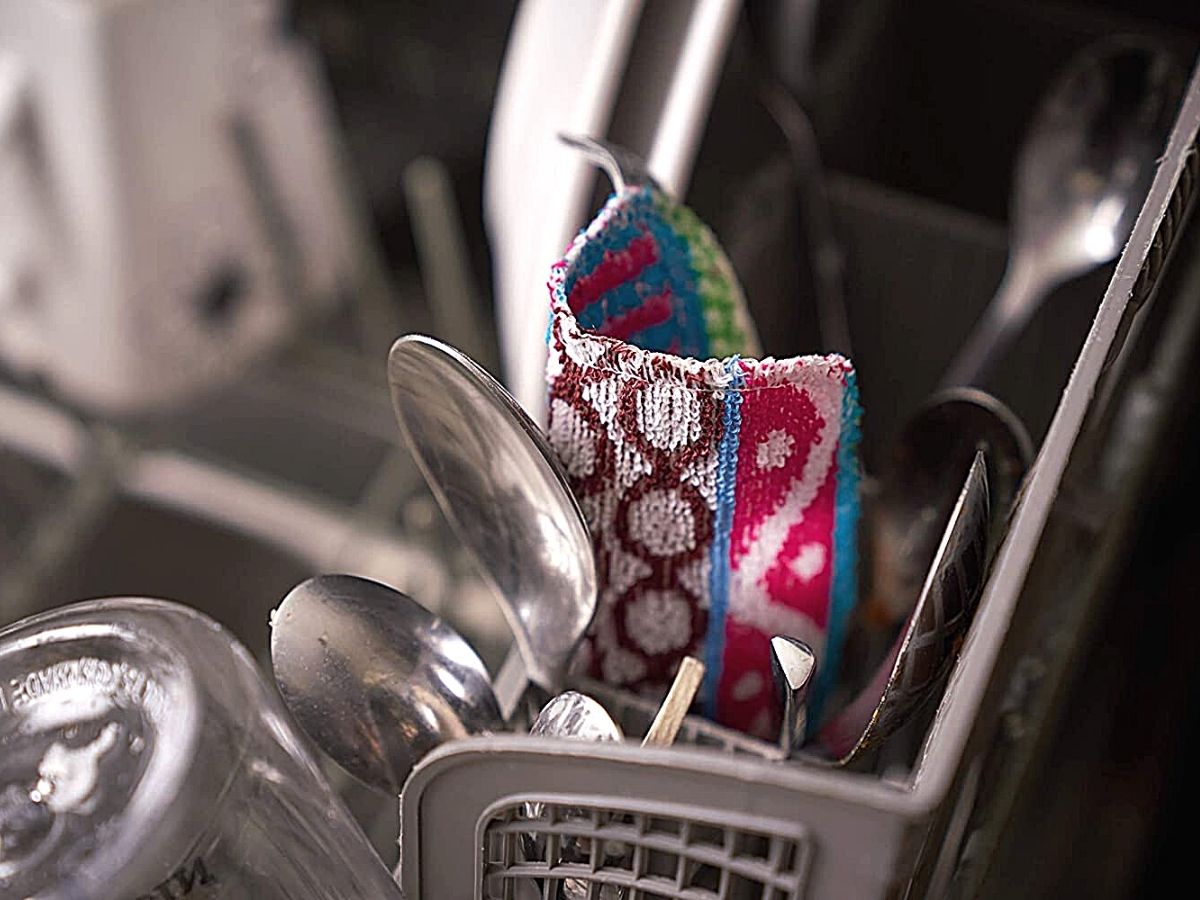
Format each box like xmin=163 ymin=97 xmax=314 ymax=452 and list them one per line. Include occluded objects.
xmin=400 ymin=53 xmax=1200 ymax=900
xmin=465 ymin=685 xmax=801 ymax=898
xmin=481 ymin=796 xmax=809 ymax=900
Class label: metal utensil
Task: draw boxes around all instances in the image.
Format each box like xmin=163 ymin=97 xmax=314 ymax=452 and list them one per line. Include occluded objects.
xmin=388 ymin=335 xmax=597 ymax=721
xmin=867 ymin=388 xmax=1031 ymax=632
xmin=523 ymin=660 xmax=705 ymax=900
xmin=523 ymin=690 xmax=624 ymax=900
xmin=526 ymin=656 xmax=705 ymax=748
xmin=759 ymin=80 xmax=853 ymax=358
xmin=529 ymin=691 xmax=624 ymax=744
xmin=269 ymin=573 xmax=504 ymax=795
xmin=819 ymin=451 xmax=990 ymax=767
xmin=770 ymin=636 xmax=817 ymax=755
xmin=557 ymin=132 xmax=651 ymax=191
xmin=942 ymin=38 xmax=1183 ymax=388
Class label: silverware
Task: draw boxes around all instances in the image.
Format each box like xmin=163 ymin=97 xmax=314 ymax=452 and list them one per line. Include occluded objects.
xmin=269 ymin=574 xmax=504 ymax=795
xmin=527 ymin=656 xmax=706 ymax=748
xmin=522 ymin=660 xmax=704 ymax=900
xmin=942 ymin=38 xmax=1183 ymax=388
xmin=522 ymin=691 xmax=624 ymax=900
xmin=867 ymin=388 xmax=1030 ymax=633
xmin=557 ymin=132 xmax=651 ymax=191
xmin=388 ymin=335 xmax=598 ymax=721
xmin=819 ymin=451 xmax=990 ymax=767
xmin=770 ymin=636 xmax=817 ymax=755
xmin=528 ymin=691 xmax=624 ymax=744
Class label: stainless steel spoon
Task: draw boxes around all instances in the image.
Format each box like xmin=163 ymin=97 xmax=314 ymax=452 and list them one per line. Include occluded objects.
xmin=528 ymin=657 xmax=705 ymax=748
xmin=866 ymin=388 xmax=1031 ymax=634
xmin=388 ymin=335 xmax=598 ymax=721
xmin=819 ymin=451 xmax=990 ymax=767
xmin=522 ymin=691 xmax=624 ymax=900
xmin=557 ymin=132 xmax=652 ymax=191
xmin=270 ymin=573 xmax=504 ymax=795
xmin=529 ymin=690 xmax=624 ymax=744
xmin=942 ymin=38 xmax=1183 ymax=388
xmin=770 ymin=636 xmax=817 ymax=755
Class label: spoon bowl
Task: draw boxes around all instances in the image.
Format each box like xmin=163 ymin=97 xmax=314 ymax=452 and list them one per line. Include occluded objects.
xmin=868 ymin=388 xmax=1031 ymax=630
xmin=943 ymin=38 xmax=1184 ymax=387
xmin=388 ymin=335 xmax=597 ymax=715
xmin=270 ymin=574 xmax=504 ymax=795
xmin=529 ymin=691 xmax=624 ymax=743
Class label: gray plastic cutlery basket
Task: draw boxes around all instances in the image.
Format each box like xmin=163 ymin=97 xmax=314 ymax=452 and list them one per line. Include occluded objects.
xmin=398 ymin=61 xmax=1200 ymax=900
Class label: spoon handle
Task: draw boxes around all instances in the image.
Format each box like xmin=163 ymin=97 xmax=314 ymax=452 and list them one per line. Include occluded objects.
xmin=557 ymin=132 xmax=652 ymax=192
xmin=819 ymin=452 xmax=990 ymax=766
xmin=494 ymin=649 xmax=556 ymax=729
xmin=941 ymin=256 xmax=1045 ymax=389
xmin=494 ymin=646 xmax=532 ymax=722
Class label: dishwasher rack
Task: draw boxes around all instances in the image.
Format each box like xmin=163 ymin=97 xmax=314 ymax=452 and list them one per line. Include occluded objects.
xmin=397 ymin=54 xmax=1200 ymax=900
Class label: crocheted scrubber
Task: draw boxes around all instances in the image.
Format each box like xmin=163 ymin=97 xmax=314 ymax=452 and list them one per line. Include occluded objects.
xmin=546 ymin=182 xmax=861 ymax=738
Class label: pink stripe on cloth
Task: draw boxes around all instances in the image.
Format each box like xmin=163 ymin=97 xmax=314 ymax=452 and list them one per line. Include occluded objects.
xmin=718 ymin=365 xmax=845 ymax=738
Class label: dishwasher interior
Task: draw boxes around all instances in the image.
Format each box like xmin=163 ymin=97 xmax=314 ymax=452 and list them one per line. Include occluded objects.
xmin=3 ymin=0 xmax=1200 ymax=893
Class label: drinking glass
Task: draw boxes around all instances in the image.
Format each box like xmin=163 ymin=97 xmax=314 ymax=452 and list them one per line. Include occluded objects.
xmin=0 ymin=597 xmax=403 ymax=899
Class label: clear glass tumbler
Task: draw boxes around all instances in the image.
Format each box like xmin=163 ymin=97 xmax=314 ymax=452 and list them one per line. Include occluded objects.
xmin=0 ymin=596 xmax=403 ymax=899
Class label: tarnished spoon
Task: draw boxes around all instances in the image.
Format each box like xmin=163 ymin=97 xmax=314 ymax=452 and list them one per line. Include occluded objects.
xmin=819 ymin=452 xmax=991 ymax=767
xmin=942 ymin=38 xmax=1183 ymax=388
xmin=388 ymin=335 xmax=597 ymax=721
xmin=269 ymin=574 xmax=504 ymax=795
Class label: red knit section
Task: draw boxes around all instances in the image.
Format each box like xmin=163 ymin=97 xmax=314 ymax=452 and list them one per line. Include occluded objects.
xmin=596 ymin=288 xmax=673 ymax=341
xmin=547 ymin=310 xmax=722 ymax=692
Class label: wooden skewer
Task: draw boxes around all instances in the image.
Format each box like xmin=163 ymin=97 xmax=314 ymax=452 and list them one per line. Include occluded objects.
xmin=642 ymin=656 xmax=705 ymax=747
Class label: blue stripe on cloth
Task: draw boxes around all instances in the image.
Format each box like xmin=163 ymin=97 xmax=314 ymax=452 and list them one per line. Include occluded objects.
xmin=560 ymin=191 xmax=631 ymax=300
xmin=569 ymin=188 xmax=709 ymax=359
xmin=809 ymin=368 xmax=863 ymax=727
xmin=640 ymin=202 xmax=708 ymax=358
xmin=702 ymin=357 xmax=743 ymax=719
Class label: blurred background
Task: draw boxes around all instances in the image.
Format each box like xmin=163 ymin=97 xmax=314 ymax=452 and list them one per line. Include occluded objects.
xmin=4 ymin=1 xmax=1200 ymax=895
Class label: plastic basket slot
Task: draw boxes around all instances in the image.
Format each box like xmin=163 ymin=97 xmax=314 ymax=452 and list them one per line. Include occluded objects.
xmin=481 ymin=796 xmax=810 ymax=900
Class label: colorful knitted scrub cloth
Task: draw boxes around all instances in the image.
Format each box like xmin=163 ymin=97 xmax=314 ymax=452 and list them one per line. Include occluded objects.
xmin=545 ymin=182 xmax=862 ymax=738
